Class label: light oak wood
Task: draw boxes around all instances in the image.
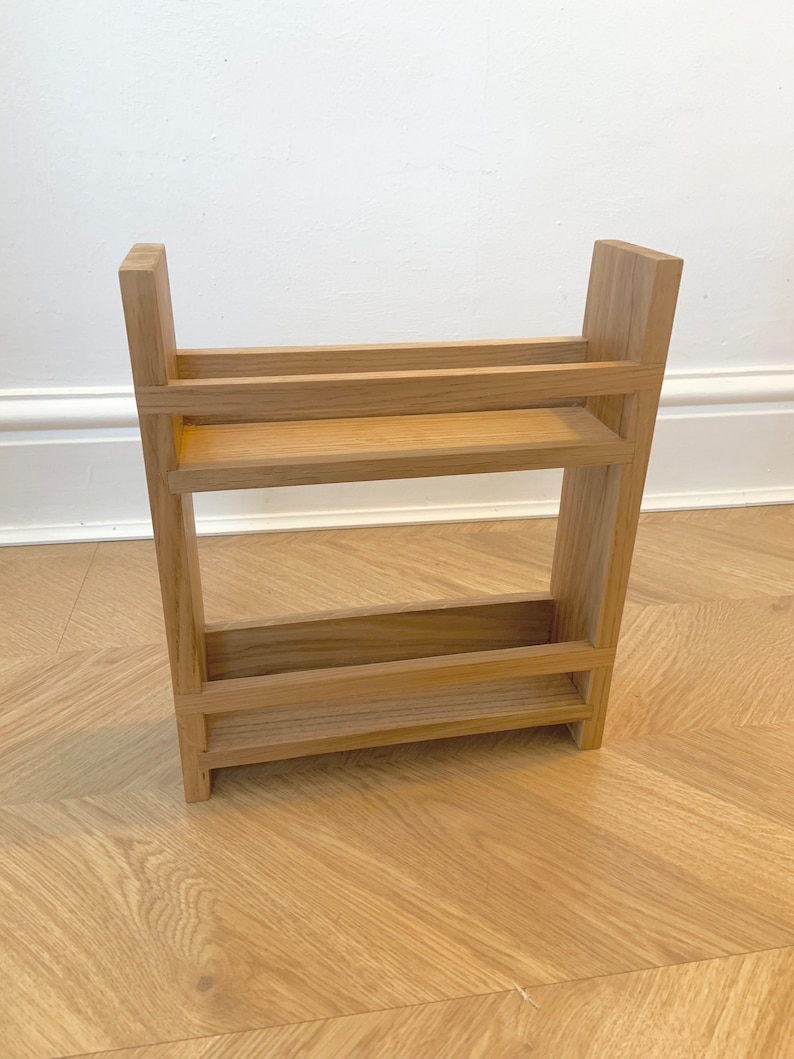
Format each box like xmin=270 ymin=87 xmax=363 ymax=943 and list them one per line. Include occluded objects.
xmin=0 ymin=645 xmax=177 ymax=804
xmin=3 ymin=509 xmax=794 ymax=1057
xmin=57 ymin=539 xmax=168 ymax=651
xmin=119 ymin=244 xmax=210 ymax=802
xmin=608 ymin=595 xmax=794 ymax=740
xmin=5 ymin=715 xmax=794 ymax=1056
xmin=67 ymin=947 xmax=794 ymax=1059
xmin=625 ymin=504 xmax=794 ymax=604
xmin=552 ymin=239 xmax=683 ymax=749
xmin=69 ymin=991 xmax=540 ymax=1059
xmin=0 ymin=542 xmax=97 ymax=657
xmin=202 ymin=675 xmax=591 ymax=767
xmin=53 ymin=508 xmax=794 ymax=654
xmin=176 ymin=335 xmax=588 ymax=377
xmin=198 ymin=519 xmax=558 ymax=625
xmin=137 ymin=360 xmax=663 ymax=421
xmin=205 ymin=592 xmax=554 ymax=680
xmin=170 ymin=407 xmax=634 ymax=492
xmin=6 ymin=513 xmax=794 ymax=803
xmin=121 ymin=240 xmax=679 ymax=799
xmin=179 ymin=641 xmax=614 ymax=717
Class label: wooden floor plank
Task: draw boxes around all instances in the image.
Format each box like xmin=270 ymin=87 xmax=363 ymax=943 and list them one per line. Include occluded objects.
xmin=50 ymin=505 xmax=794 ymax=653
xmin=608 ymin=595 xmax=794 ymax=740
xmin=617 ymin=723 xmax=794 ymax=830
xmin=626 ymin=504 xmax=794 ymax=605
xmin=4 ymin=722 xmax=794 ymax=1057
xmin=68 ymin=946 xmax=794 ymax=1059
xmin=0 ymin=646 xmax=177 ymax=805
xmin=0 ymin=541 xmax=96 ymax=657
xmin=57 ymin=540 xmax=167 ymax=653
xmin=2 ymin=507 xmax=794 ymax=1058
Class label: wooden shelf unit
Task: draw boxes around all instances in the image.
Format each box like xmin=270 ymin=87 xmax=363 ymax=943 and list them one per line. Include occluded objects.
xmin=120 ymin=239 xmax=683 ymax=802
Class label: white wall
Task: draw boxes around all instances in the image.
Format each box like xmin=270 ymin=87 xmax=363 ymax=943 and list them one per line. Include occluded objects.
xmin=2 ymin=1 xmax=794 ymax=541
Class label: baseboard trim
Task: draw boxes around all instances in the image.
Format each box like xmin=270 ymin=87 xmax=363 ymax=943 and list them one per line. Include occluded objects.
xmin=3 ymin=486 xmax=793 ymax=547
xmin=2 ymin=367 xmax=793 ymax=545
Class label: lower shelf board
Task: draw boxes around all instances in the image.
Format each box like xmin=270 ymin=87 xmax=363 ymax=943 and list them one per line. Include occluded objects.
xmin=200 ymin=674 xmax=591 ymax=769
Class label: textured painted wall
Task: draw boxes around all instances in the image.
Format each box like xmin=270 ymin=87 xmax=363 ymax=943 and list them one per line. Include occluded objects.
xmin=2 ymin=0 xmax=793 ymax=388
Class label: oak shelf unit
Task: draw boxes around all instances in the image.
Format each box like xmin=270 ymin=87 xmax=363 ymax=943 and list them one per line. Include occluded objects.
xmin=120 ymin=239 xmax=682 ymax=802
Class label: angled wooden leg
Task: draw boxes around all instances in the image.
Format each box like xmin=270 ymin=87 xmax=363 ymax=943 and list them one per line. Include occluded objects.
xmin=552 ymin=242 xmax=683 ymax=748
xmin=140 ymin=417 xmax=211 ymax=803
xmin=121 ymin=247 xmax=211 ymax=802
xmin=568 ymin=667 xmax=613 ymax=749
xmin=176 ymin=715 xmax=211 ymax=803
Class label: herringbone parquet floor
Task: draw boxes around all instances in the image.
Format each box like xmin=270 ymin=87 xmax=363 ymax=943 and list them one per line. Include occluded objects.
xmin=2 ymin=507 xmax=794 ymax=1058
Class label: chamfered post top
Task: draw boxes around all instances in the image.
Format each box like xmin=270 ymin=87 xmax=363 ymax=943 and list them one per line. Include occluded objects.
xmin=119 ymin=243 xmax=168 ymax=273
xmin=119 ymin=243 xmax=177 ymax=387
xmin=592 ymin=239 xmax=683 ymax=264
xmin=584 ymin=240 xmax=683 ymax=366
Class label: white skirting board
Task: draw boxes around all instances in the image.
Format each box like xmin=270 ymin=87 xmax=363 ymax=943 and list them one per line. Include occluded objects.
xmin=1 ymin=368 xmax=793 ymax=545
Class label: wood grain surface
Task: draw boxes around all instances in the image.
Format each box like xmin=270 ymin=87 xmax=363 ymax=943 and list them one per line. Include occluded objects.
xmin=137 ymin=361 xmax=663 ymax=421
xmin=178 ymin=640 xmax=613 ymax=717
xmin=176 ymin=336 xmax=587 ymax=378
xmin=205 ymin=592 xmax=554 ymax=680
xmin=0 ymin=542 xmax=97 ymax=656
xmin=201 ymin=674 xmax=591 ymax=767
xmin=122 ymin=241 xmax=680 ymax=797
xmin=3 ymin=505 xmax=794 ymax=1058
xmin=170 ymin=406 xmax=633 ymax=492
xmin=120 ymin=243 xmax=210 ymax=801
xmin=551 ymin=239 xmax=683 ymax=749
xmin=68 ymin=946 xmax=794 ymax=1059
